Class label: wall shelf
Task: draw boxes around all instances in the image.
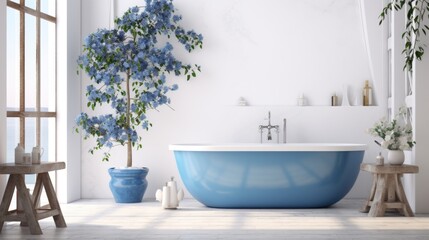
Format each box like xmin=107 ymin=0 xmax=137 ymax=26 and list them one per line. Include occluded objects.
xmin=230 ymin=105 xmax=380 ymax=108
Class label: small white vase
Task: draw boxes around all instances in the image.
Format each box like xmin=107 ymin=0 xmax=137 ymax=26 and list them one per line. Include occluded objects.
xmin=342 ymin=85 xmax=350 ymax=106
xmin=387 ymin=150 xmax=405 ymax=165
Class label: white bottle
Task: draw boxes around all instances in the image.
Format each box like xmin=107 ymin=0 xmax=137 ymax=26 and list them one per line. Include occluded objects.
xmin=32 ymin=146 xmax=44 ymax=164
xmin=161 ymin=184 xmax=171 ymax=209
xmin=15 ymin=143 xmax=24 ymax=164
xmin=342 ymin=85 xmax=350 ymax=106
xmin=167 ymin=177 xmax=179 ymax=208
xmin=375 ymin=152 xmax=384 ymax=166
xmin=297 ymin=94 xmax=306 ymax=106
xmin=23 ymin=153 xmax=32 ymax=165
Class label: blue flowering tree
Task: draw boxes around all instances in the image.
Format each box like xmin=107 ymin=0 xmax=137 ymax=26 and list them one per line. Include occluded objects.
xmin=76 ymin=0 xmax=203 ymax=167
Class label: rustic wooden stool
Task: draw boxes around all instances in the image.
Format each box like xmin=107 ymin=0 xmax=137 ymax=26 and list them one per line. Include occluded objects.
xmin=360 ymin=163 xmax=419 ymax=217
xmin=0 ymin=162 xmax=67 ymax=235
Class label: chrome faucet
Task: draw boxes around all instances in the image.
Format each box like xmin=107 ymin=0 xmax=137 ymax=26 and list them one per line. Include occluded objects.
xmin=259 ymin=111 xmax=279 ymax=143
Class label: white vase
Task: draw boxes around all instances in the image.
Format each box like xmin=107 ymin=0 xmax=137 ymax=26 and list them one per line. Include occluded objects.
xmin=354 ymin=89 xmax=362 ymax=106
xmin=387 ymin=150 xmax=405 ymax=165
xmin=342 ymin=85 xmax=350 ymax=106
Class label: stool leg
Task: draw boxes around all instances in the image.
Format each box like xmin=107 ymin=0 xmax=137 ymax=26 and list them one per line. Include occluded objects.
xmin=41 ymin=173 xmax=67 ymax=228
xmin=32 ymin=174 xmax=44 ymax=208
xmin=384 ymin=174 xmax=399 ymax=214
xmin=387 ymin=174 xmax=396 ymax=202
xmin=16 ymin=174 xmax=42 ymax=235
xmin=395 ymin=174 xmax=414 ymax=217
xmin=21 ymin=174 xmax=44 ymax=227
xmin=369 ymin=174 xmax=387 ymax=217
xmin=0 ymin=175 xmax=18 ymax=233
xmin=360 ymin=173 xmax=377 ymax=213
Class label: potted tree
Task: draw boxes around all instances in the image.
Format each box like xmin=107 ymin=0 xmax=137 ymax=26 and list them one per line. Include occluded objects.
xmin=75 ymin=0 xmax=203 ymax=203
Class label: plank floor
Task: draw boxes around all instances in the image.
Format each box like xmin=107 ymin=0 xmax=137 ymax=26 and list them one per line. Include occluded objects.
xmin=1 ymin=198 xmax=429 ymax=239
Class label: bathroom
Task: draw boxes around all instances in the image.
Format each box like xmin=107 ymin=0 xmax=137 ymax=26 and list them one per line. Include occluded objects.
xmin=79 ymin=0 xmax=391 ymax=203
xmin=0 ymin=0 xmax=429 ymax=238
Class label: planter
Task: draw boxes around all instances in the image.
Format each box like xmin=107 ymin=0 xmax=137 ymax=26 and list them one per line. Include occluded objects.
xmin=108 ymin=167 xmax=149 ymax=203
xmin=387 ymin=150 xmax=405 ymax=165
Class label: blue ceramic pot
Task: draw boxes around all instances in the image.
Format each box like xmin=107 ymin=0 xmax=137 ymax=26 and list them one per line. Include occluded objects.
xmin=108 ymin=167 xmax=149 ymax=203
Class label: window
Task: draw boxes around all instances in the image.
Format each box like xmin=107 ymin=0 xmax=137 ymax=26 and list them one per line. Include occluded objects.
xmin=6 ymin=0 xmax=56 ymax=164
xmin=386 ymin=0 xmax=393 ymax=121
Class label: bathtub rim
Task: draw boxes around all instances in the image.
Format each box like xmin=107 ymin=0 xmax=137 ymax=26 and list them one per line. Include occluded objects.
xmin=169 ymin=143 xmax=367 ymax=152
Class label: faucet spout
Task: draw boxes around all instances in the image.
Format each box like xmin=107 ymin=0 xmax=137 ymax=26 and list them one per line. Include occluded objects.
xmin=283 ymin=118 xmax=287 ymax=143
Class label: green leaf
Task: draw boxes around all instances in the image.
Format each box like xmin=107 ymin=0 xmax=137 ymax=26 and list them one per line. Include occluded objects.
xmin=407 ymin=7 xmax=414 ymax=19
xmin=416 ymin=50 xmax=424 ymax=60
xmin=405 ymin=41 xmax=412 ymax=48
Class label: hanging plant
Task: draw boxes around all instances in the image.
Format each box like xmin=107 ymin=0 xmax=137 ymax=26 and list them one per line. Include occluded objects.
xmin=380 ymin=0 xmax=429 ymax=71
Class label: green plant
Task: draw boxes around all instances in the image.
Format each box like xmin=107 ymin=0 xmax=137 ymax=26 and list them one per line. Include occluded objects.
xmin=75 ymin=0 xmax=203 ymax=167
xmin=380 ymin=0 xmax=429 ymax=71
xmin=368 ymin=107 xmax=415 ymax=150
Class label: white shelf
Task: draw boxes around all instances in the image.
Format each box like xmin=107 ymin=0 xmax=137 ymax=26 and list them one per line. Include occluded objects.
xmin=230 ymin=105 xmax=380 ymax=108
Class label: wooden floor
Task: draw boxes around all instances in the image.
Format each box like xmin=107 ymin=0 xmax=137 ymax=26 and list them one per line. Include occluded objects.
xmin=1 ymin=198 xmax=429 ymax=239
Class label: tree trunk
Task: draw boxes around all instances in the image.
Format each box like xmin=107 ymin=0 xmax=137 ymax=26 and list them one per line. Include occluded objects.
xmin=126 ymin=72 xmax=132 ymax=167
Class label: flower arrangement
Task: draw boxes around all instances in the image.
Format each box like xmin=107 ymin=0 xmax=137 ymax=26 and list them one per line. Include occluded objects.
xmin=368 ymin=108 xmax=415 ymax=151
xmin=75 ymin=0 xmax=203 ymax=167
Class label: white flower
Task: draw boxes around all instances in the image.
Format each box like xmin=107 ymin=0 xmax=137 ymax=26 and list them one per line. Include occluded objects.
xmin=385 ymin=134 xmax=391 ymax=141
xmin=398 ymin=135 xmax=408 ymax=145
xmin=368 ymin=107 xmax=415 ymax=151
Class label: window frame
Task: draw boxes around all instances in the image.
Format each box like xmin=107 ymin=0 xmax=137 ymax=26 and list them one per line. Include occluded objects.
xmin=6 ymin=0 xmax=56 ymax=150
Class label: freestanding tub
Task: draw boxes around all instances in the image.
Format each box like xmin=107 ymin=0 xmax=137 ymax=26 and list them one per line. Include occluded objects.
xmin=169 ymin=143 xmax=366 ymax=208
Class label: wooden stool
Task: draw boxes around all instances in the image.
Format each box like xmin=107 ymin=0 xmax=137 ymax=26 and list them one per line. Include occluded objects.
xmin=0 ymin=162 xmax=67 ymax=235
xmin=360 ymin=163 xmax=419 ymax=217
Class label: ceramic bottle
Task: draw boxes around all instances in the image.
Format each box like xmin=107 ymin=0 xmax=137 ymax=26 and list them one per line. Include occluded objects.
xmin=15 ymin=143 xmax=24 ymax=164
xmin=363 ymin=80 xmax=372 ymax=106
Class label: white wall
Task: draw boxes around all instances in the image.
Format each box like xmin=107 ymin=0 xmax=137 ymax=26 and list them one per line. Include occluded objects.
xmin=358 ymin=0 xmax=386 ymax=107
xmin=412 ymin=16 xmax=429 ymax=213
xmin=0 ymin=0 xmax=7 ymax=199
xmin=80 ymin=0 xmax=386 ymax=200
xmin=57 ymin=0 xmax=82 ymax=203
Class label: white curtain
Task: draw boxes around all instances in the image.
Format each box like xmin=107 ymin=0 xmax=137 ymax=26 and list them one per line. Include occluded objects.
xmin=357 ymin=0 xmax=385 ymax=107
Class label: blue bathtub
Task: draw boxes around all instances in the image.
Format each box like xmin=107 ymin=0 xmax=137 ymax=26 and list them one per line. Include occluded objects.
xmin=170 ymin=143 xmax=366 ymax=208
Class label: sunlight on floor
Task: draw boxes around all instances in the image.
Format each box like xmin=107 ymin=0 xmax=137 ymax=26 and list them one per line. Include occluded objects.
xmin=2 ymin=199 xmax=429 ymax=239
